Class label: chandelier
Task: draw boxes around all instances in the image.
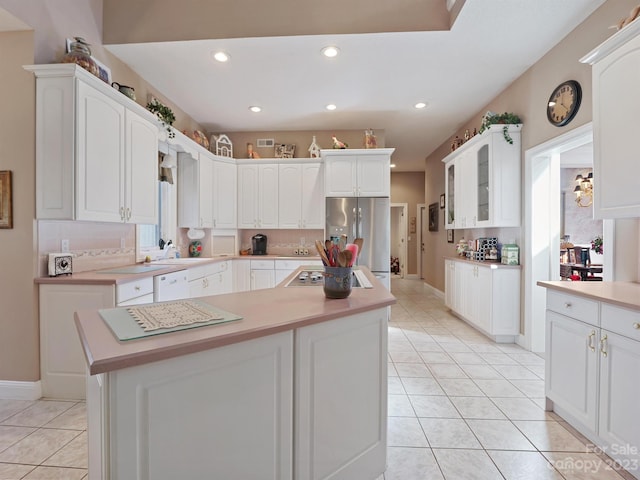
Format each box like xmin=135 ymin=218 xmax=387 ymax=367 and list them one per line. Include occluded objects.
xmin=574 ymin=172 xmax=593 ymax=207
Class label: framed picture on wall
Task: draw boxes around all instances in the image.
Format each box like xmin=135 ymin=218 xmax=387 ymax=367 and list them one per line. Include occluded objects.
xmin=447 ymin=229 xmax=454 ymax=243
xmin=440 ymin=193 xmax=445 ymax=209
xmin=428 ymin=203 xmax=438 ymax=232
xmin=0 ymin=170 xmax=13 ymax=229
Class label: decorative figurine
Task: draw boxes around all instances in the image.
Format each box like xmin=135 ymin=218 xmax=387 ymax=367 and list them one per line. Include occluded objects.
xmin=247 ymin=143 xmax=260 ymax=159
xmin=308 ymin=136 xmax=321 ymax=158
xmin=364 ymin=129 xmax=377 ymax=149
xmin=332 ymin=135 xmax=348 ymax=149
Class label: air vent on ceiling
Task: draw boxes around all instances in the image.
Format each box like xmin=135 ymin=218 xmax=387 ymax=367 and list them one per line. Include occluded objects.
xmin=257 ymin=138 xmax=275 ymax=148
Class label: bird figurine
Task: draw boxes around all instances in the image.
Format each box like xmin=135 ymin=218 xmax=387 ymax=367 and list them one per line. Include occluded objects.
xmin=332 ymin=135 xmax=348 ymax=149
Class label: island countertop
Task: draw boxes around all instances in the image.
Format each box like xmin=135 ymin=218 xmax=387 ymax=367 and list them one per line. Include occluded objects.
xmin=75 ymin=267 xmax=396 ymax=375
xmin=537 ymin=280 xmax=640 ymax=310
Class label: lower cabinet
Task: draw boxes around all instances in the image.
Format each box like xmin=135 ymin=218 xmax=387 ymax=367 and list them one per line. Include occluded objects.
xmin=87 ymin=309 xmax=388 ymax=480
xmin=545 ymin=290 xmax=640 ymax=477
xmin=250 ymin=259 xmax=276 ymax=290
xmin=444 ymin=258 xmax=520 ymax=341
xmin=188 ymin=260 xmax=232 ymax=298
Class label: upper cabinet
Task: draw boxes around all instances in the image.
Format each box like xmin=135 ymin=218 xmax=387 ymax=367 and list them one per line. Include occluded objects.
xmin=581 ymin=22 xmax=640 ymax=219
xmin=237 ymin=163 xmax=279 ymax=229
xmin=26 ymin=64 xmax=159 ymax=223
xmin=178 ymin=151 xmax=237 ymax=230
xmin=442 ymin=124 xmax=521 ymax=229
xmin=278 ymin=162 xmax=324 ymax=229
xmin=322 ymin=149 xmax=394 ymax=197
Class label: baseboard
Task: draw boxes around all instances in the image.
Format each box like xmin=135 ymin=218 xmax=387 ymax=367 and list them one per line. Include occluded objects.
xmin=423 ymin=282 xmax=444 ymax=299
xmin=0 ymin=380 xmax=42 ymax=400
xmin=405 ymin=274 xmax=419 ymax=279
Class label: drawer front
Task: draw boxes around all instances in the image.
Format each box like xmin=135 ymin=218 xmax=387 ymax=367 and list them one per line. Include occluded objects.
xmin=188 ymin=265 xmax=210 ymax=282
xmin=250 ymin=259 xmax=275 ymax=270
xmin=601 ymin=303 xmax=640 ymax=342
xmin=117 ymin=277 xmax=154 ymax=304
xmin=546 ymin=290 xmax=599 ymax=326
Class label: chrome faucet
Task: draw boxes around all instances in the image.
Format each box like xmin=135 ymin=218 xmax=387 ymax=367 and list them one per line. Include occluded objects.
xmin=161 ymin=241 xmax=176 ymax=259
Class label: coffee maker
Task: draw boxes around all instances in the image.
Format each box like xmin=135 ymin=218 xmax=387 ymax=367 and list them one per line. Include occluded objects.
xmin=251 ymin=234 xmax=268 ymax=255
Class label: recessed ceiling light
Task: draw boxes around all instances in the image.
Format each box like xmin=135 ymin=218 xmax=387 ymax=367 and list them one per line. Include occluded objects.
xmin=321 ymin=46 xmax=340 ymax=58
xmin=414 ymin=102 xmax=427 ymax=109
xmin=212 ymin=51 xmax=230 ymax=62
xmin=249 ymin=106 xmax=262 ymax=113
xmin=390 ymin=163 xmax=396 ymax=168
xmin=326 ymin=104 xmax=337 ymax=111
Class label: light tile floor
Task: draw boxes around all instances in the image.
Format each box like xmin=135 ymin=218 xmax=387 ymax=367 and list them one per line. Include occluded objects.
xmin=0 ymin=277 xmax=635 ymax=480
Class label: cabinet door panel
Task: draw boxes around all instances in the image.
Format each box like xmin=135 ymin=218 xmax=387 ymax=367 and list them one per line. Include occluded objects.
xmin=258 ymin=164 xmax=279 ymax=228
xmin=593 ymin=36 xmax=640 ymax=218
xmin=357 ymin=154 xmax=389 ymax=197
xmin=126 ymin=109 xmax=158 ymax=224
xmin=238 ymin=165 xmax=258 ymax=228
xmin=76 ymin=81 xmax=125 ymax=222
xmin=598 ymin=330 xmax=640 ymax=466
xmin=213 ymin=161 xmax=237 ymax=229
xmin=546 ymin=311 xmax=598 ymax=431
xmin=301 ymin=163 xmax=324 ymax=228
xmin=324 ymin=157 xmax=357 ymax=197
xmin=279 ymin=164 xmax=302 ymax=228
xmin=199 ymin=156 xmax=214 ymax=228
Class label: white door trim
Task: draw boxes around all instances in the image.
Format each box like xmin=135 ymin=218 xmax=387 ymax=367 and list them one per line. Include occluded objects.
xmin=524 ymin=123 xmax=593 ymax=352
xmin=417 ymin=203 xmax=426 ymax=279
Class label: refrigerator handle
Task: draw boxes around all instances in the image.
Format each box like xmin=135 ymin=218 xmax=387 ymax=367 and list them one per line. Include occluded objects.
xmin=358 ymin=207 xmax=362 ymax=235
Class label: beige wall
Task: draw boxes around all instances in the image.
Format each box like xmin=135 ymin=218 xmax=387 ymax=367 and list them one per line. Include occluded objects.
xmin=422 ymin=0 xmax=640 ymax=292
xmin=0 ymin=30 xmax=37 ymax=381
xmin=390 ymin=172 xmax=425 ymax=276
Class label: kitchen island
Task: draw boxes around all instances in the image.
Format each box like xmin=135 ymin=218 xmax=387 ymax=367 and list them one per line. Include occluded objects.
xmin=75 ymin=266 xmax=395 ymax=480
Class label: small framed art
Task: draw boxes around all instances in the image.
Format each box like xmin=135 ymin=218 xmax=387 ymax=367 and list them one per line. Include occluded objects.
xmin=428 ymin=203 xmax=438 ymax=232
xmin=440 ymin=193 xmax=445 ymax=209
xmin=447 ymin=229 xmax=454 ymax=243
xmin=0 ymin=170 xmax=13 ymax=229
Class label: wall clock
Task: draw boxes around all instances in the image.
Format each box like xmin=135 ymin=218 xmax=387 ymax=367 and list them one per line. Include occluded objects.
xmin=547 ymin=80 xmax=582 ymax=127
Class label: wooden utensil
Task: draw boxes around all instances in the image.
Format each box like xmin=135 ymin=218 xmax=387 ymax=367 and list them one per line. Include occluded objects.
xmin=315 ymin=240 xmax=331 ymax=266
xmin=354 ymin=238 xmax=364 ymax=257
xmin=337 ymin=250 xmax=348 ymax=267
xmin=342 ymin=250 xmax=353 ymax=268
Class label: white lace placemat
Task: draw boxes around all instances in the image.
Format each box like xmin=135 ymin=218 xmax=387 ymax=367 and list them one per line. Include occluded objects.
xmin=127 ymin=301 xmax=223 ymax=331
xmin=99 ymin=300 xmax=243 ymax=341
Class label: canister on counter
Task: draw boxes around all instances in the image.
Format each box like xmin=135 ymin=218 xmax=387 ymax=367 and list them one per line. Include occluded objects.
xmin=501 ymin=244 xmax=519 ymax=265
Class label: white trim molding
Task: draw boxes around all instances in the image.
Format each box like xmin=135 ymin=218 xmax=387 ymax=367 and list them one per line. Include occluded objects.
xmin=0 ymin=380 xmax=42 ymax=400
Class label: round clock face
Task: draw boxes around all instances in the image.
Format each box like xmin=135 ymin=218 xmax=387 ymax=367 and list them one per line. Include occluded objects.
xmin=547 ymin=80 xmax=582 ymax=127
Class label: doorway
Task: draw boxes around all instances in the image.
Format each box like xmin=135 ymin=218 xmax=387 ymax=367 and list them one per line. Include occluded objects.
xmin=524 ymin=123 xmax=601 ymax=352
xmin=390 ymin=204 xmax=408 ymax=278
xmin=417 ymin=204 xmax=426 ymax=279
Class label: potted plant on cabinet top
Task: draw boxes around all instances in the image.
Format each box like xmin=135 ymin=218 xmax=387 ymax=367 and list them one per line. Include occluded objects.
xmin=478 ymin=111 xmax=522 ymax=144
xmin=146 ymin=98 xmax=176 ymax=138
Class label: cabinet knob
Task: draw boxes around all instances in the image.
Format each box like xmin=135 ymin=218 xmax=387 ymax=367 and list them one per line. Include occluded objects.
xmin=564 ymin=302 xmax=572 ymax=308
xmin=134 ymin=286 xmax=140 ymax=291
xmin=634 ymin=322 xmax=640 ymax=330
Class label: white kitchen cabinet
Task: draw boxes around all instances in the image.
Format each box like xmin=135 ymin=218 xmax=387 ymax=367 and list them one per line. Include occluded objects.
xmin=39 ymin=284 xmax=114 ymax=400
xmin=441 ymin=124 xmax=521 ymax=229
xmin=233 ymin=258 xmax=251 ymax=292
xmin=28 ymin=64 xmax=158 ymax=223
xmin=444 ymin=258 xmax=520 ymax=341
xmin=544 ymin=289 xmax=640 ymax=476
xmin=212 ymin=158 xmax=237 ymax=229
xmin=177 ymin=152 xmax=214 ymax=228
xmin=322 ymin=149 xmax=394 ymax=197
xmin=581 ymin=22 xmax=640 ymax=218
xmin=238 ymin=163 xmax=279 ymax=228
xmin=295 ymin=309 xmax=388 ymax=479
xmin=251 ymin=259 xmax=276 ymax=290
xmin=545 ymin=309 xmax=599 ymax=431
xmin=278 ymin=163 xmax=324 ymax=229
xmin=188 ymin=260 xmax=232 ymax=298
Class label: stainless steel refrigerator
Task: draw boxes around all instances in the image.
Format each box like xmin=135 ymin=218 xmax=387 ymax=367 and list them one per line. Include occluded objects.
xmin=326 ymin=197 xmax=390 ymax=289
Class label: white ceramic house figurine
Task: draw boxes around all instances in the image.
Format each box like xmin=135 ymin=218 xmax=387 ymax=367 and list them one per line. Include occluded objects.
xmin=308 ymin=136 xmax=321 ymax=158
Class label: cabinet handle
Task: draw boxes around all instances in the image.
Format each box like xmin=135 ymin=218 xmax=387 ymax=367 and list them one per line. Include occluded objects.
xmin=564 ymin=302 xmax=572 ymax=309
xmin=588 ymin=330 xmax=596 ymax=352
xmin=119 ymin=206 xmax=125 ymax=221
xmin=134 ymin=286 xmax=140 ymax=291
xmin=126 ymin=208 xmax=131 ymax=221
xmin=634 ymin=322 xmax=640 ymax=330
xmin=600 ymin=335 xmax=608 ymax=357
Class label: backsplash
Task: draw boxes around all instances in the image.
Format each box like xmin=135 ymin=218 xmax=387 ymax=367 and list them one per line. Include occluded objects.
xmin=239 ymin=229 xmax=324 ymax=256
xmin=37 ymin=220 xmax=136 ymax=276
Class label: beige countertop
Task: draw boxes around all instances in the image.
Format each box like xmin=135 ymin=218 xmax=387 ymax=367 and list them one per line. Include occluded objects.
xmin=537 ymin=280 xmax=640 ymax=310
xmin=74 ymin=267 xmax=395 ymax=375
xmin=35 ymin=255 xmax=322 ymax=285
xmin=445 ymin=256 xmax=522 ymax=269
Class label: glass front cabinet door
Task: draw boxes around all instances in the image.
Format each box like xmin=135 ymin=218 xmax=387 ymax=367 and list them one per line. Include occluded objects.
xmin=476 ymin=143 xmax=490 ymax=224
xmin=445 ymin=160 xmax=455 ymax=229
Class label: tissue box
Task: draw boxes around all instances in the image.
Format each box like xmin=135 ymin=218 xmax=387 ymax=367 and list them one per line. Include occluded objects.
xmin=501 ymin=244 xmax=519 ymax=265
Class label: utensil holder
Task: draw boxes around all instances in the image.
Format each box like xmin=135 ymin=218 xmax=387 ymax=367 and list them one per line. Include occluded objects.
xmin=323 ymin=266 xmax=352 ymax=299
